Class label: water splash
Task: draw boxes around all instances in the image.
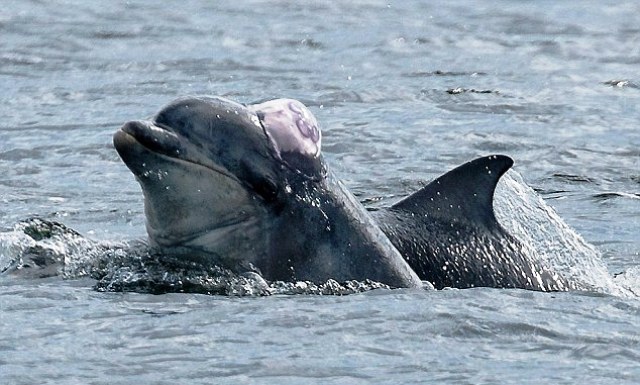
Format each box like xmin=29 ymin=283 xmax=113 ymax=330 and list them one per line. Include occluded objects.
xmin=2 ymin=198 xmax=636 ymax=297
xmin=1 ymin=218 xmax=101 ymax=279
xmin=94 ymin=254 xmax=398 ymax=296
xmin=612 ymin=267 xmax=640 ymax=297
xmin=494 ymin=171 xmax=634 ymax=297
xmin=0 ymin=218 xmax=394 ymax=296
xmin=94 ymin=251 xmax=398 ymax=295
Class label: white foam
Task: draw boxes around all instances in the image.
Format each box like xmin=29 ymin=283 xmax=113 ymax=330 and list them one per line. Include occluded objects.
xmin=495 ymin=171 xmax=633 ymax=297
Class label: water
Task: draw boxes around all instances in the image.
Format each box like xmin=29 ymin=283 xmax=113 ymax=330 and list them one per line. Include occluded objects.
xmin=1 ymin=0 xmax=639 ymax=383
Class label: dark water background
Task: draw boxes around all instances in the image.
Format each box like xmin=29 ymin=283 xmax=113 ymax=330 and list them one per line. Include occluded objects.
xmin=1 ymin=1 xmax=639 ymax=384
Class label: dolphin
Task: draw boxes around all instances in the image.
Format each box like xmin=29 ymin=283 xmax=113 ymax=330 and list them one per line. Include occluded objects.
xmin=113 ymin=96 xmax=422 ymax=288
xmin=113 ymin=96 xmax=568 ymax=291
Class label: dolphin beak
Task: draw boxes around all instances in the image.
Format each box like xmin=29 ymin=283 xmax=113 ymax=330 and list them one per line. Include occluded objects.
xmin=115 ymin=120 xmax=182 ymax=160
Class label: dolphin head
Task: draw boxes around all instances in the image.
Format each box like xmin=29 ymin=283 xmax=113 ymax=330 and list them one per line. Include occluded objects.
xmin=113 ymin=96 xmax=324 ymax=268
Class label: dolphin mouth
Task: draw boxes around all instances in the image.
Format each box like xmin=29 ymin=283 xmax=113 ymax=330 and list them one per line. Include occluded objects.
xmin=117 ymin=120 xmax=182 ymax=158
xmin=114 ymin=120 xmax=240 ymax=183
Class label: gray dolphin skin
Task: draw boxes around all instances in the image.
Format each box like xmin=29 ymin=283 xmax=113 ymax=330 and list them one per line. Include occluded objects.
xmin=373 ymin=156 xmax=568 ymax=291
xmin=113 ymin=96 xmax=568 ymax=291
xmin=113 ymin=96 xmax=422 ymax=288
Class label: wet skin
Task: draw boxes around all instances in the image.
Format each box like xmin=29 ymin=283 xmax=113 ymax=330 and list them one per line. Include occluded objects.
xmin=114 ymin=96 xmax=568 ymax=291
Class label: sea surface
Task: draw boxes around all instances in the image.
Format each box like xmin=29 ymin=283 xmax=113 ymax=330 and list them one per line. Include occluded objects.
xmin=1 ymin=1 xmax=639 ymax=384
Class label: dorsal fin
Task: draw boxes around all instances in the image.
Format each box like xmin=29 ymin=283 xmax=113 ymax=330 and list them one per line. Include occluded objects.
xmin=390 ymin=155 xmax=513 ymax=231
